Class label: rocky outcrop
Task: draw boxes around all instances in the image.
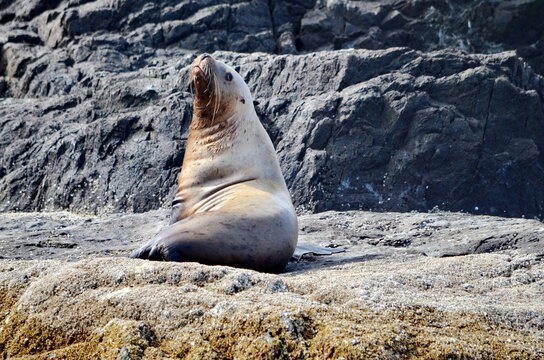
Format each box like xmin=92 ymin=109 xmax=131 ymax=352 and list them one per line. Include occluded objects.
xmin=297 ymin=0 xmax=544 ymax=76
xmin=1 ymin=46 xmax=543 ymax=218
xmin=1 ymin=0 xmax=544 ymax=218
xmin=1 ymin=209 xmax=544 ymax=358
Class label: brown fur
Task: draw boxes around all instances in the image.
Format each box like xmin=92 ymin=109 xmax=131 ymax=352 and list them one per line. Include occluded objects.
xmin=189 ymin=57 xmax=235 ymax=130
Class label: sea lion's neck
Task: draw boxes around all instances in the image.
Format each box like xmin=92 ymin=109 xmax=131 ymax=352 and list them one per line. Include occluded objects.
xmin=173 ymin=111 xmax=251 ymax=216
xmin=190 ymin=93 xmax=232 ymax=130
xmin=189 ymin=111 xmax=221 ymax=130
xmin=186 ymin=113 xmax=239 ymax=156
xmin=174 ymin=107 xmax=287 ymax=217
xmin=180 ymin=112 xmax=250 ymax=187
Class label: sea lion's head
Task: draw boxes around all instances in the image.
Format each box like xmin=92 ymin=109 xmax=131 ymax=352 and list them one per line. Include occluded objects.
xmin=190 ymin=54 xmax=252 ymax=129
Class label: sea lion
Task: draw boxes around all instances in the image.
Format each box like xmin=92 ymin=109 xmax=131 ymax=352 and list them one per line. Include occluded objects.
xmin=130 ymin=54 xmax=298 ymax=273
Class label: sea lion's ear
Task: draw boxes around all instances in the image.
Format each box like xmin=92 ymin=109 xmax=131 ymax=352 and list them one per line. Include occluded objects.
xmin=253 ymin=100 xmax=260 ymax=107
xmin=234 ymin=65 xmax=241 ymax=73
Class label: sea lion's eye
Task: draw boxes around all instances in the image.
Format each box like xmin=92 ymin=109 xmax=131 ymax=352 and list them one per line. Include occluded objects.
xmin=225 ymin=73 xmax=233 ymax=81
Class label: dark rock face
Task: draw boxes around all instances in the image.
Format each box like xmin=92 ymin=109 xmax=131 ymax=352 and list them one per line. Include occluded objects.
xmin=296 ymin=0 xmax=544 ymax=76
xmin=237 ymin=49 xmax=544 ymax=218
xmin=2 ymin=0 xmax=542 ymax=73
xmin=0 ymin=0 xmax=282 ymax=53
xmin=0 ymin=1 xmax=543 ymax=219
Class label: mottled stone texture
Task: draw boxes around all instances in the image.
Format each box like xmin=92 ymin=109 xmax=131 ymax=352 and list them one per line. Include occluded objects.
xmin=1 ymin=209 xmax=544 ymax=358
xmin=0 ymin=0 xmax=543 ymax=219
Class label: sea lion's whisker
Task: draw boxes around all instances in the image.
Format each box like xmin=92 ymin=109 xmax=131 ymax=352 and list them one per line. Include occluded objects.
xmin=188 ymin=79 xmax=194 ymax=97
xmin=212 ymin=71 xmax=221 ymax=122
xmin=205 ymin=97 xmax=214 ymax=108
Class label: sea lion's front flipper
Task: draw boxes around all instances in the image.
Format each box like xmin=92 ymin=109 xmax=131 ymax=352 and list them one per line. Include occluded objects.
xmin=291 ymin=243 xmax=345 ymax=261
xmin=169 ymin=196 xmax=185 ymax=225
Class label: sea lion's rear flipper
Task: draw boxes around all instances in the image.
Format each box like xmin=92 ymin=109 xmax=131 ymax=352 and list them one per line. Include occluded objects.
xmin=291 ymin=243 xmax=345 ymax=261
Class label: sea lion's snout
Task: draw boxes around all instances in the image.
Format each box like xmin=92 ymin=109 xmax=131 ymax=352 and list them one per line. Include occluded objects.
xmin=192 ymin=54 xmax=213 ymax=77
xmin=192 ymin=54 xmax=215 ymax=98
xmin=192 ymin=66 xmax=207 ymax=99
xmin=194 ymin=53 xmax=213 ymax=68
xmin=191 ymin=54 xmax=218 ymax=117
xmin=191 ymin=65 xmax=205 ymax=81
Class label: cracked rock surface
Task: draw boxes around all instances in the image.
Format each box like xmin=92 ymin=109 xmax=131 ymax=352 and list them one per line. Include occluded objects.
xmin=2 ymin=209 xmax=544 ymax=263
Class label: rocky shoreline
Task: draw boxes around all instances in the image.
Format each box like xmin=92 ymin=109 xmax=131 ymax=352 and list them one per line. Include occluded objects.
xmin=1 ymin=209 xmax=544 ymax=358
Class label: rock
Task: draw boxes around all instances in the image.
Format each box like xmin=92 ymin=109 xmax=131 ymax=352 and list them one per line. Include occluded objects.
xmin=0 ymin=1 xmax=543 ymax=218
xmin=0 ymin=0 xmax=543 ymax=75
xmin=0 ymin=210 xmax=166 ymax=261
xmin=3 ymin=208 xmax=544 ymax=262
xmin=1 ymin=1 xmax=544 ymax=357
xmin=1 ymin=46 xmax=543 ymax=219
xmin=1 ymin=209 xmax=544 ymax=358
xmin=296 ymin=0 xmax=544 ymax=76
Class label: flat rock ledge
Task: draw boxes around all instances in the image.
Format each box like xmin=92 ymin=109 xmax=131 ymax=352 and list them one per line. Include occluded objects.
xmin=1 ymin=209 xmax=544 ymax=359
